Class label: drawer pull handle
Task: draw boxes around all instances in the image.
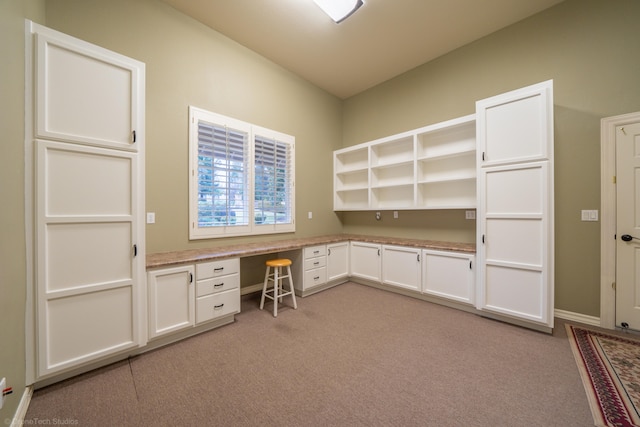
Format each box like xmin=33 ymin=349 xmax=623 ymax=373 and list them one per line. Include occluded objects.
xmin=214 ymin=283 xmax=224 ymax=287
xmin=314 ymin=261 xmax=320 ymax=265
xmin=214 ymin=303 xmax=224 ymax=309
xmin=214 ymin=267 xmax=224 ymax=272
xmin=314 ymin=250 xmax=320 ymax=254
xmin=314 ymin=276 xmax=320 ymax=280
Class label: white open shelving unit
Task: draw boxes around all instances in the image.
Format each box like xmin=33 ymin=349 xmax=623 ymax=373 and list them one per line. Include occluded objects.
xmin=334 ymin=114 xmax=476 ymax=211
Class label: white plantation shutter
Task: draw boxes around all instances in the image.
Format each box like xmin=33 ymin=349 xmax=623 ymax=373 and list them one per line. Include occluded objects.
xmin=189 ymin=107 xmax=295 ymax=239
xmin=254 ymin=131 xmax=294 ymax=230
xmin=196 ymin=120 xmax=249 ymax=227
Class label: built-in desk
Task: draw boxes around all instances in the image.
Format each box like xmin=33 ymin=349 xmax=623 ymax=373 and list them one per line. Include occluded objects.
xmin=144 ymin=234 xmax=476 ymax=353
xmin=146 ymin=234 xmax=475 ymax=269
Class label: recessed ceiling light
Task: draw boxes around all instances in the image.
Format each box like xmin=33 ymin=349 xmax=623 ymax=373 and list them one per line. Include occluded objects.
xmin=313 ymin=0 xmax=364 ymax=23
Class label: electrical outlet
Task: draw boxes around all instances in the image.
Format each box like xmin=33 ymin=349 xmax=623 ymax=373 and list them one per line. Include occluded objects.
xmin=393 ymin=211 xmax=398 ymax=219
xmin=465 ymin=210 xmax=476 ymax=220
xmin=0 ymin=377 xmax=5 ymax=409
xmin=146 ymin=212 xmax=156 ymax=224
xmin=308 ymin=211 xmax=312 ymax=219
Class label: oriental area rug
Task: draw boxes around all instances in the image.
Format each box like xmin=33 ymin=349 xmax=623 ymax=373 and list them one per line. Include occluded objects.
xmin=566 ymin=324 xmax=640 ymax=427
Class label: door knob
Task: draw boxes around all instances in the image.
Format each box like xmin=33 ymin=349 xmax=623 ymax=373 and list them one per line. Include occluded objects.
xmin=621 ymin=234 xmax=640 ymax=242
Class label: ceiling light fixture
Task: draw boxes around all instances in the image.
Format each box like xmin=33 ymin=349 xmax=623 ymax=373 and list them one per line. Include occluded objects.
xmin=313 ymin=0 xmax=364 ymax=23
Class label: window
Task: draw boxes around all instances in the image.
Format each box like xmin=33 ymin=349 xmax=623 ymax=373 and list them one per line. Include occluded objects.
xmin=189 ymin=107 xmax=295 ymax=239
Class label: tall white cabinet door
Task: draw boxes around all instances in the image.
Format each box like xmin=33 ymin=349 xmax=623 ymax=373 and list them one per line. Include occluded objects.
xmin=476 ymin=80 xmax=554 ymax=330
xmin=34 ymin=29 xmax=143 ymax=151
xmin=36 ymin=141 xmax=143 ymax=376
xmin=29 ymin=23 xmax=145 ymax=379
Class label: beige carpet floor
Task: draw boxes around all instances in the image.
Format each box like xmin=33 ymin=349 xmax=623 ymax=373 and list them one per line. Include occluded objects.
xmin=25 ymin=282 xmax=594 ymax=426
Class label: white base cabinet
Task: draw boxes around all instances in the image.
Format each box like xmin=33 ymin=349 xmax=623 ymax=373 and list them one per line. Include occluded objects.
xmin=350 ymin=241 xmax=382 ymax=282
xmin=382 ymin=245 xmax=421 ymax=291
xmin=327 ymin=242 xmax=350 ymax=282
xmin=422 ymin=250 xmax=475 ymax=306
xmin=195 ymin=258 xmax=240 ymax=324
xmin=147 ymin=258 xmax=240 ymax=341
xmin=148 ymin=265 xmax=195 ymax=339
xmin=303 ymin=245 xmax=328 ymax=290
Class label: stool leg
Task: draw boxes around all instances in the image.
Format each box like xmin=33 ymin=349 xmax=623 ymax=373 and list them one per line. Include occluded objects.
xmin=260 ymin=266 xmax=270 ymax=310
xmin=287 ymin=265 xmax=297 ymax=309
xmin=278 ymin=266 xmax=285 ymax=304
xmin=273 ymin=266 xmax=279 ymax=317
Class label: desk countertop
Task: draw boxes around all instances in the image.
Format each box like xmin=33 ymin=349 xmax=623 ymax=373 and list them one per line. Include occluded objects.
xmin=146 ymin=234 xmax=476 ymax=269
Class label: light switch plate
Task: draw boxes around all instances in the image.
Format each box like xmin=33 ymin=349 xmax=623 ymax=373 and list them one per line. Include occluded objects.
xmin=581 ymin=210 xmax=598 ymax=221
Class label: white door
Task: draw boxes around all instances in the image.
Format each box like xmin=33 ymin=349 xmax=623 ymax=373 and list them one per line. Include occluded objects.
xmin=29 ymin=22 xmax=145 ymax=378
xmin=615 ymin=122 xmax=640 ymax=329
xmin=476 ymin=80 xmax=554 ymax=330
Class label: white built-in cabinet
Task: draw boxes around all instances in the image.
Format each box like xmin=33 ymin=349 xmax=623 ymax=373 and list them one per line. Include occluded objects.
xmin=334 ymin=115 xmax=476 ymax=210
xmin=28 ymin=22 xmax=146 ymax=379
xmin=287 ymin=243 xmax=349 ymax=296
xmin=422 ymin=250 xmax=475 ymax=306
xmin=148 ymin=258 xmax=240 ymax=340
xmin=349 ymin=242 xmax=382 ymax=282
xmin=327 ymin=242 xmax=350 ymax=282
xmin=382 ymin=245 xmax=422 ymax=292
xmin=195 ymin=258 xmax=241 ymax=324
xmin=476 ymin=80 xmax=554 ymax=329
xmin=336 ymin=80 xmax=554 ymax=331
xmin=148 ymin=266 xmax=195 ymax=339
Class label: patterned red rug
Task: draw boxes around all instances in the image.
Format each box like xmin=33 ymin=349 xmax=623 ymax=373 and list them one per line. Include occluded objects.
xmin=566 ymin=324 xmax=640 ymax=427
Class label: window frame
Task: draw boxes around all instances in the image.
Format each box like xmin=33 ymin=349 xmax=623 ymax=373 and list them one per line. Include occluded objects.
xmin=188 ymin=106 xmax=295 ymax=240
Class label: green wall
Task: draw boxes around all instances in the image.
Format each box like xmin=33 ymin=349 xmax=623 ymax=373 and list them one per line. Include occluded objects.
xmin=341 ymin=0 xmax=640 ymax=317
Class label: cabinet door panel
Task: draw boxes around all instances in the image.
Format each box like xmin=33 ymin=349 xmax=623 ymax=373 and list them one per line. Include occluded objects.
xmin=486 ymin=219 xmax=543 ymax=266
xmin=35 ymin=32 xmax=143 ymax=151
xmin=350 ymin=242 xmax=381 ymax=281
xmin=327 ymin=243 xmax=349 ymax=282
xmin=382 ymin=246 xmax=421 ymax=291
xmin=148 ymin=266 xmax=194 ymax=339
xmin=477 ymin=81 xmax=552 ymax=166
xmin=423 ymin=251 xmax=474 ymax=305
xmin=45 ymin=287 xmax=134 ymax=372
xmin=485 ymin=164 xmax=543 ymax=214
xmin=485 ymin=265 xmax=544 ymax=321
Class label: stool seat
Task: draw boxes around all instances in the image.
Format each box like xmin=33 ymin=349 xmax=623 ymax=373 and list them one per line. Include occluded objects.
xmin=260 ymin=258 xmax=297 ymax=317
xmin=266 ymin=258 xmax=292 ymax=268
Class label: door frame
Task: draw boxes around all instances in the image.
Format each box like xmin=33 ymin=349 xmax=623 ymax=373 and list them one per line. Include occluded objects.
xmin=600 ymin=111 xmax=640 ymax=329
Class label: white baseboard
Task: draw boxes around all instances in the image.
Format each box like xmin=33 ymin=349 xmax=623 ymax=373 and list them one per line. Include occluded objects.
xmin=11 ymin=386 xmax=33 ymax=427
xmin=554 ymin=309 xmax=601 ymax=327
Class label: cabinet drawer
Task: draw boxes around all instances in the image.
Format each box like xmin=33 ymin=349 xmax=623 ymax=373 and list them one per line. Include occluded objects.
xmin=196 ymin=258 xmax=239 ymax=280
xmin=196 ymin=273 xmax=239 ymax=298
xmin=196 ymin=288 xmax=240 ymax=324
xmin=305 ymin=267 xmax=327 ymax=289
xmin=304 ymin=256 xmax=326 ymax=271
xmin=304 ymin=245 xmax=326 ymax=259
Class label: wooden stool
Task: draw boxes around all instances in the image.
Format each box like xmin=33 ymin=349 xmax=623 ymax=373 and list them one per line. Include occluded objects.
xmin=260 ymin=258 xmax=297 ymax=317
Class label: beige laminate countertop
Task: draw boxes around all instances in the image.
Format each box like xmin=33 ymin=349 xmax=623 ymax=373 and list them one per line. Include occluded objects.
xmin=146 ymin=234 xmax=476 ymax=269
